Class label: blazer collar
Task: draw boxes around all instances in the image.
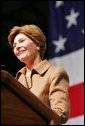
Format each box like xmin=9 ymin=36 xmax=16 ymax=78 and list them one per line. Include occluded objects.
xmin=33 ymin=59 xmax=51 ymax=75
xmin=16 ymin=59 xmax=51 ymax=77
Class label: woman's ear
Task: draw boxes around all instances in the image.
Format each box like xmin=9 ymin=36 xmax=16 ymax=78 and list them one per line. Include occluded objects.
xmin=37 ymin=46 xmax=40 ymax=51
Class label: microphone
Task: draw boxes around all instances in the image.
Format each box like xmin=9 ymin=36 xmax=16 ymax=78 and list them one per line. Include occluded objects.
xmin=1 ymin=64 xmax=6 ymax=70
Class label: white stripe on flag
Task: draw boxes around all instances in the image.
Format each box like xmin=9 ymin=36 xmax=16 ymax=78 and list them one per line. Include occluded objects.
xmin=48 ymin=48 xmax=84 ymax=86
xmin=64 ymin=115 xmax=84 ymax=125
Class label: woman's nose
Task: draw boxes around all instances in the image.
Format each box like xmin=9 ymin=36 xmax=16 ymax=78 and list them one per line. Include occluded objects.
xmin=14 ymin=43 xmax=21 ymax=53
xmin=15 ymin=42 xmax=21 ymax=49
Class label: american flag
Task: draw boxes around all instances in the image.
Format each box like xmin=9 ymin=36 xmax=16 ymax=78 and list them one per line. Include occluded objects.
xmin=47 ymin=1 xmax=84 ymax=125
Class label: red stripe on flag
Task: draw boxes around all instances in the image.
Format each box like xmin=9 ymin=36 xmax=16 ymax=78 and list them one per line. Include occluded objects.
xmin=69 ymin=82 xmax=84 ymax=118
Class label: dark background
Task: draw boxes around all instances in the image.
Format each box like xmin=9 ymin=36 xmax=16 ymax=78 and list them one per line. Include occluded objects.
xmin=1 ymin=1 xmax=48 ymax=76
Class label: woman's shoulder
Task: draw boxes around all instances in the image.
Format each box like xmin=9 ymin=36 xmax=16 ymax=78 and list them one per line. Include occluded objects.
xmin=49 ymin=62 xmax=66 ymax=73
xmin=48 ymin=63 xmax=69 ymax=82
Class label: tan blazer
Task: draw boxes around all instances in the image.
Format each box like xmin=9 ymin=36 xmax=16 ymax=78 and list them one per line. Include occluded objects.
xmin=16 ymin=59 xmax=70 ymax=124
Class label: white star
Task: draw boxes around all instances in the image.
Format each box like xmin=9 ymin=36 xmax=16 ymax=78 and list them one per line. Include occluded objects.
xmin=55 ymin=1 xmax=64 ymax=8
xmin=65 ymin=9 xmax=80 ymax=28
xmin=53 ymin=35 xmax=67 ymax=53
xmin=81 ymin=29 xmax=84 ymax=34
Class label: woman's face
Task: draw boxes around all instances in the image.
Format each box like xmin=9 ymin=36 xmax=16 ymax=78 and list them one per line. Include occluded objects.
xmin=13 ymin=33 xmax=39 ymax=63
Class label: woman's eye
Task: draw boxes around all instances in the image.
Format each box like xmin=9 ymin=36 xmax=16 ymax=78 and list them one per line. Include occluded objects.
xmin=20 ymin=39 xmax=25 ymax=43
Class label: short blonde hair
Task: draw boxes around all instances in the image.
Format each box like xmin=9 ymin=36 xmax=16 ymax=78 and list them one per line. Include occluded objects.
xmin=8 ymin=24 xmax=46 ymax=59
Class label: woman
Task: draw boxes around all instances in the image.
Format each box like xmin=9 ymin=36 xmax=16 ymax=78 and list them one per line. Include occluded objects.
xmin=8 ymin=24 xmax=70 ymax=124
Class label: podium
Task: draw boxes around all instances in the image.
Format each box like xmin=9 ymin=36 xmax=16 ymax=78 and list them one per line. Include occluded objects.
xmin=1 ymin=70 xmax=58 ymax=125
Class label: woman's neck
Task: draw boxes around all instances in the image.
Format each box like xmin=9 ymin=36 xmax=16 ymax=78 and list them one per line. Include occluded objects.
xmin=25 ymin=57 xmax=42 ymax=73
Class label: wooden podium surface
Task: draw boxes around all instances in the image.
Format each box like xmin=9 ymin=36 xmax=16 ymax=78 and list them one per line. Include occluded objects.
xmin=1 ymin=70 xmax=58 ymax=125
